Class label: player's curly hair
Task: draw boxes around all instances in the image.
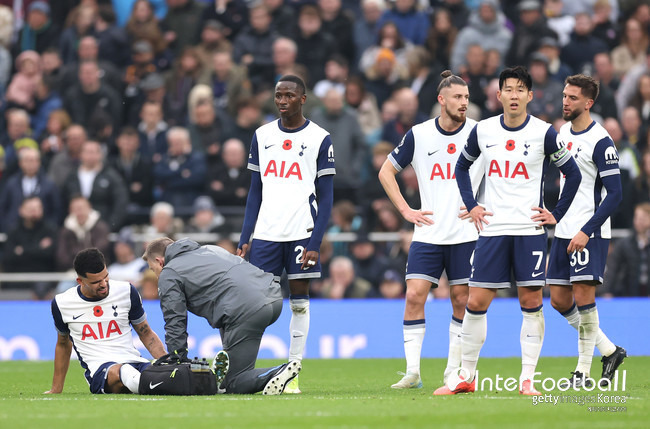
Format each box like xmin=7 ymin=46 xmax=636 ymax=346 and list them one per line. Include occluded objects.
xmin=74 ymin=248 xmax=106 ymax=278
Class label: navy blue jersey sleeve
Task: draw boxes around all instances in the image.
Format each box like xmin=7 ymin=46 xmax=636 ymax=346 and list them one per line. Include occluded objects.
xmin=552 ymin=155 xmax=581 ymax=223
xmin=316 ymin=135 xmax=336 ymax=177
xmin=238 ymin=171 xmax=262 ymax=248
xmin=51 ymin=298 xmax=69 ymax=334
xmin=581 ymin=138 xmax=623 ymax=236
xmin=544 ymin=126 xmax=572 ymax=167
xmin=387 ymin=130 xmax=415 ymax=172
xmin=247 ymin=133 xmax=260 ymax=172
xmin=455 ymin=125 xmax=480 ymax=212
xmin=128 ymin=284 xmax=146 ymax=324
xmin=307 ymin=174 xmax=334 ymax=252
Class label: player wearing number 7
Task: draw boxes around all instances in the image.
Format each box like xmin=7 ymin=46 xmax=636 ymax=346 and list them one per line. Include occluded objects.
xmin=237 ymin=75 xmax=335 ymax=394
xmin=546 ymin=74 xmax=626 ymax=389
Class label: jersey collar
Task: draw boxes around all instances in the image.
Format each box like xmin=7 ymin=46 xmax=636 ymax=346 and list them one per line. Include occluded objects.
xmin=277 ymin=119 xmax=310 ymax=133
xmin=435 ymin=117 xmax=466 ymax=136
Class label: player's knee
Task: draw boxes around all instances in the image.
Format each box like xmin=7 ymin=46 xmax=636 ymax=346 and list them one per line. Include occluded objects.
xmin=450 ymin=287 xmax=469 ymax=309
xmin=405 ymin=287 xmax=427 ymax=306
xmin=550 ymin=295 xmax=570 ymax=312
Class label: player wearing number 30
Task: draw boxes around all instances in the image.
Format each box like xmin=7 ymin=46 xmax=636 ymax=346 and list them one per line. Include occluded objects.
xmin=546 ymin=74 xmax=626 ymax=390
xmin=443 ymin=66 xmax=582 ymax=396
xmin=237 ymin=75 xmax=335 ymax=393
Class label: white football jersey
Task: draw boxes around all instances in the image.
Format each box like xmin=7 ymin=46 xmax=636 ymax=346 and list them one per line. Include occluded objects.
xmin=248 ymin=119 xmax=336 ymax=242
xmin=51 ymin=281 xmax=149 ymax=378
xmin=555 ymin=121 xmax=620 ymax=239
xmin=461 ymin=114 xmax=572 ymax=236
xmin=388 ymin=117 xmax=484 ymax=245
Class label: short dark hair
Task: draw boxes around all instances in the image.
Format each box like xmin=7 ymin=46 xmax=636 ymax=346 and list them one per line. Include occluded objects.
xmin=118 ymin=126 xmax=138 ymax=138
xmin=565 ymin=74 xmax=599 ymax=101
xmin=499 ymin=66 xmax=533 ymax=91
xmin=74 ymin=248 xmax=106 ymax=278
xmin=437 ymin=70 xmax=467 ymax=94
xmin=278 ymin=75 xmax=306 ymax=95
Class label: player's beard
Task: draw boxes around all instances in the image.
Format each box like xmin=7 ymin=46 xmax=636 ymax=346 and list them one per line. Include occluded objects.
xmin=446 ymin=106 xmax=466 ymax=123
xmin=562 ymin=108 xmax=582 ymax=122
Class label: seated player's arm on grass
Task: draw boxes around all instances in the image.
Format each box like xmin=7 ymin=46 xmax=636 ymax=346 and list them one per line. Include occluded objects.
xmin=133 ymin=319 xmax=167 ymax=359
xmin=45 ymin=333 xmax=72 ymax=394
xmin=158 ymin=272 xmax=190 ymax=354
xmin=545 ymin=128 xmax=581 ymax=223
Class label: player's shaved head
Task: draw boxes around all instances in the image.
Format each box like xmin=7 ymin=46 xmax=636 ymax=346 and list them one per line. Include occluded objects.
xmin=142 ymin=237 xmax=175 ymax=261
xmin=74 ymin=248 xmax=107 ymax=277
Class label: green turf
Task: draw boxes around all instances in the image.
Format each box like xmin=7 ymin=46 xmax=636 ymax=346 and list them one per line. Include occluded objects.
xmin=1 ymin=357 xmax=647 ymax=429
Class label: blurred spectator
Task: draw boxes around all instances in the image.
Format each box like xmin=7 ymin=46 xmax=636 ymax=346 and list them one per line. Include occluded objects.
xmin=1 ymin=108 xmax=33 ymax=157
xmin=561 ymin=12 xmax=609 ymax=74
xmin=163 ymin=0 xmax=205 ymax=55
xmin=137 ymin=101 xmax=168 ymax=163
xmin=630 ymin=72 xmax=650 ymax=126
xmin=372 ymin=198 xmax=405 ymax=233
xmin=2 ymin=196 xmax=57 ymax=299
xmin=14 ymin=1 xmax=60 ymax=56
xmin=124 ymin=39 xmax=159 ymax=100
xmin=376 ymin=0 xmax=429 ymax=46
xmin=109 ymin=127 xmax=154 ymax=221
xmin=441 ymin=0 xmax=470 ymax=29
xmin=62 ymin=60 xmax=122 ymax=132
xmin=0 ymin=6 xmax=11 ymax=88
xmin=153 ymin=126 xmax=207 ymax=208
xmin=313 ymin=54 xmax=349 ymax=99
xmin=222 ymin=97 xmax=262 ymax=150
xmin=0 ymin=146 xmax=62 ymax=232
xmin=184 ymin=195 xmax=227 ymax=233
xmin=31 ymin=77 xmax=62 ymax=139
xmin=450 ymin=0 xmax=511 ymax=75
xmin=458 ymin=44 xmax=488 ymax=110
xmin=206 ymin=137 xmax=250 ymax=206
xmin=537 ymin=36 xmax=572 ymax=84
xmin=295 ymin=3 xmax=336 ymax=88
xmin=593 ymin=51 xmax=619 ymax=92
xmin=47 ymin=123 xmax=85 ymax=189
xmin=358 ymin=141 xmax=396 ymax=223
xmin=603 ymin=202 xmax=650 ymax=297
xmin=188 ymin=98 xmax=223 ymax=166
xmin=611 ymin=17 xmax=648 ymax=79
xmin=208 ymin=49 xmax=252 ymax=116
xmin=425 ymin=7 xmax=458 ymax=71
xmin=353 ymin=0 xmax=385 ymax=70
xmin=59 ymin=5 xmax=96 ymax=65
xmin=95 ymin=4 xmax=131 ymax=69
xmin=527 ymin=53 xmax=564 ymax=122
xmin=311 ymin=88 xmax=365 ymax=201
xmin=359 ymin=22 xmax=412 ymax=79
xmin=349 ymin=234 xmax=391 ymax=289
xmin=232 ymin=2 xmax=278 ymax=91
xmin=481 ymin=77 xmax=502 ymax=119
xmin=506 ymin=0 xmax=557 ymax=69
xmin=166 ymin=47 xmax=207 ymax=125
xmin=107 ymin=238 xmax=148 ymax=286
xmin=381 ymin=88 xmax=428 ymax=146
xmin=6 ymin=50 xmax=41 ymax=112
xmin=199 ymin=0 xmax=248 ymax=42
xmin=60 ymin=140 xmax=129 ymax=231
xmin=60 ymin=36 xmax=123 ymax=96
xmin=126 ymin=0 xmax=168 ymax=57
xmin=363 ymin=48 xmax=408 ymax=109
xmin=634 ymin=149 xmax=650 ymax=206
xmin=131 ymin=200 xmax=184 ymax=236
xmin=319 ymin=0 xmax=355 ymax=66
xmin=263 ymin=0 xmax=295 ymax=38
xmin=344 ymin=75 xmax=382 ymax=144
xmin=319 ymin=255 xmax=371 ymax=299
xmin=377 ymin=269 xmax=405 ymax=299
xmin=39 ymin=109 xmax=70 ymax=168
xmin=327 ymin=199 xmax=362 ymax=257
xmin=139 ymin=269 xmax=160 ymax=299
xmin=544 ymin=0 xmax=574 ymax=48
xmin=621 ymin=105 xmax=644 ymax=152
xmin=55 ymin=195 xmax=111 ymax=272
xmin=40 ymin=48 xmax=64 ymax=94
xmin=591 ymin=0 xmax=620 ymax=51
xmin=272 ymin=37 xmax=298 ymax=81
xmin=195 ymin=19 xmax=232 ymax=67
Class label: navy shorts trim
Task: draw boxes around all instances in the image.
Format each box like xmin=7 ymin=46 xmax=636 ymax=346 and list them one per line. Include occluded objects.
xmin=546 ymin=237 xmax=609 ymax=285
xmin=89 ymin=361 xmax=150 ymax=394
xmin=249 ymin=238 xmax=321 ymax=280
xmin=405 ymin=241 xmax=476 ymax=287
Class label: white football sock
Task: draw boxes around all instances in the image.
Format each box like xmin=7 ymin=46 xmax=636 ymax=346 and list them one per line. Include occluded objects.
xmin=403 ymin=319 xmax=425 ymax=375
xmin=520 ymin=306 xmax=544 ymax=383
xmin=461 ymin=310 xmax=487 ymax=381
xmin=444 ymin=317 xmax=463 ymax=382
xmin=576 ymin=304 xmax=599 ymax=376
xmin=289 ymin=296 xmax=310 ymax=361
xmin=119 ymin=364 xmax=141 ymax=394
xmin=561 ymin=303 xmax=616 ymax=357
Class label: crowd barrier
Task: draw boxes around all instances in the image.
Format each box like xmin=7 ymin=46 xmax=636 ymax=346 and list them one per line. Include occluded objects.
xmin=0 ymin=298 xmax=647 ymax=361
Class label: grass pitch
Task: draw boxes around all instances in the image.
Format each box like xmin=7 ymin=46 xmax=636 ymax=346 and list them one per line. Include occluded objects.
xmin=1 ymin=357 xmax=647 ymax=429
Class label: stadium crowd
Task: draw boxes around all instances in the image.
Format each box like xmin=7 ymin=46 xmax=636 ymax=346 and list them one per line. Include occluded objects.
xmin=0 ymin=0 xmax=648 ymax=300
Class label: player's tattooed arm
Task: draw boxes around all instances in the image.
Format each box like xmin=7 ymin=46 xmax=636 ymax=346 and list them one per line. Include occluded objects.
xmin=133 ymin=320 xmax=167 ymax=359
xmin=45 ymin=333 xmax=72 ymax=394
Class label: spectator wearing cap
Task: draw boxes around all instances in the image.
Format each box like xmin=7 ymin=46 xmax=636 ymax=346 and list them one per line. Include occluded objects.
xmin=537 ymin=36 xmax=572 ymax=83
xmin=206 ymin=137 xmax=249 ymax=207
xmin=153 ymin=126 xmax=207 ymax=209
xmin=62 ymin=60 xmax=122 ymax=132
xmin=0 ymin=146 xmax=62 ymax=233
xmin=184 ymin=195 xmax=227 ymax=234
xmin=561 ymin=12 xmax=609 ymax=74
xmin=14 ymin=1 xmax=60 ymax=56
xmin=295 ymin=3 xmax=337 ymax=88
xmin=450 ymin=0 xmax=511 ymax=75
xmin=376 ymin=0 xmax=429 ymax=46
xmin=59 ymin=5 xmax=96 ymax=65
xmin=232 ymin=3 xmax=278 ymax=91
xmin=319 ymin=256 xmax=371 ymax=299
xmin=505 ymin=0 xmax=557 ymax=69
xmin=527 ymin=52 xmax=564 ymax=122
xmin=195 ymin=19 xmax=232 ymax=67
xmin=162 ymin=0 xmax=205 ymax=56
xmin=611 ymin=17 xmax=648 ymax=78
xmin=377 ymin=269 xmax=405 ymax=299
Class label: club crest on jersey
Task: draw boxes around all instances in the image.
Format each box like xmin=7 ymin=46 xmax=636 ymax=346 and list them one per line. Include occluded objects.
xmin=112 ymin=305 xmax=118 ymax=317
xmin=488 ymin=160 xmax=529 ymax=179
xmin=264 ymin=160 xmax=303 ymax=179
xmin=299 ymin=144 xmax=307 ymax=156
xmin=575 ymin=146 xmax=582 ymax=159
xmin=604 ymin=146 xmax=619 ymax=164
xmin=524 ymin=143 xmax=530 ymax=156
xmin=448 ymin=143 xmax=456 ymax=154
xmin=93 ymin=306 xmax=103 ymax=317
xmin=506 ymin=140 xmax=515 ymax=151
xmin=283 ymin=140 xmax=292 ymax=150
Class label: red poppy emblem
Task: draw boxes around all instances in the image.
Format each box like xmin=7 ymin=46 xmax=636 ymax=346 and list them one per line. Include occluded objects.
xmin=506 ymin=140 xmax=515 ymax=151
xmin=447 ymin=143 xmax=456 ymax=154
xmin=283 ymin=140 xmax=292 ymax=150
xmin=567 ymin=142 xmax=573 ymax=151
xmin=93 ymin=306 xmax=103 ymax=317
